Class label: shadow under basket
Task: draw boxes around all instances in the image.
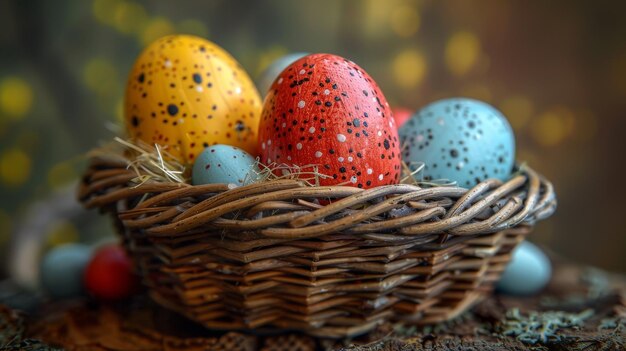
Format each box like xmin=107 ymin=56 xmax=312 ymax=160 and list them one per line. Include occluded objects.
xmin=79 ymin=155 xmax=556 ymax=338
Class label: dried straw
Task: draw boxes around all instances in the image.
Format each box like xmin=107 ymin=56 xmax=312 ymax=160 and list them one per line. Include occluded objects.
xmin=90 ymin=137 xmax=464 ymax=190
xmin=400 ymin=161 xmax=457 ymax=187
xmin=252 ymin=162 xmax=333 ymax=187
xmin=88 ymin=137 xmax=188 ymax=185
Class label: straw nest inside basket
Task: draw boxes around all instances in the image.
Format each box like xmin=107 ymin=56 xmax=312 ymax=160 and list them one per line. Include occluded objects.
xmin=93 ymin=137 xmax=459 ymax=189
xmin=79 ymin=138 xmax=557 ymax=338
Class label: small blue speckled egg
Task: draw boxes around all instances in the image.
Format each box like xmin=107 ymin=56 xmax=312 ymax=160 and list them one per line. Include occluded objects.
xmin=40 ymin=243 xmax=92 ymax=298
xmin=192 ymin=144 xmax=260 ymax=185
xmin=257 ymin=52 xmax=308 ymax=95
xmin=399 ymin=98 xmax=515 ymax=188
xmin=497 ymin=241 xmax=552 ymax=296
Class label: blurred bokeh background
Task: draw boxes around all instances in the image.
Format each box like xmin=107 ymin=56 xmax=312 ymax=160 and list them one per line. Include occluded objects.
xmin=0 ymin=0 xmax=625 ymax=282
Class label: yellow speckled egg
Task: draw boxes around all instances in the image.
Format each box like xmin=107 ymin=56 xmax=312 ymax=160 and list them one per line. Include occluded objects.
xmin=124 ymin=35 xmax=262 ymax=164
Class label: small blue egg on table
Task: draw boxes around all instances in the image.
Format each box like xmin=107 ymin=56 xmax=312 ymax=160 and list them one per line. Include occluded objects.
xmin=257 ymin=52 xmax=308 ymax=95
xmin=399 ymin=98 xmax=515 ymax=188
xmin=40 ymin=243 xmax=92 ymax=298
xmin=497 ymin=241 xmax=552 ymax=296
xmin=192 ymin=144 xmax=260 ymax=186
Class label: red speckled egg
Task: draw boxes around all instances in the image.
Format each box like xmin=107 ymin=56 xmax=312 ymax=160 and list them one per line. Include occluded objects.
xmin=258 ymin=54 xmax=401 ymax=188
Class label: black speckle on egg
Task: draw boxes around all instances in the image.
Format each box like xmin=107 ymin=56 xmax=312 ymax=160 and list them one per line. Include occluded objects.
xmin=235 ymin=120 xmax=245 ymax=132
xmin=137 ymin=73 xmax=145 ymax=83
xmin=167 ymin=104 xmax=179 ymax=116
xmin=383 ymin=139 xmax=390 ymax=150
xmin=192 ymin=73 xmax=202 ymax=84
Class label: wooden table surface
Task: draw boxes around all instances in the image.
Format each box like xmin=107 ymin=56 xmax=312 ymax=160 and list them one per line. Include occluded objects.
xmin=1 ymin=260 xmax=624 ymax=351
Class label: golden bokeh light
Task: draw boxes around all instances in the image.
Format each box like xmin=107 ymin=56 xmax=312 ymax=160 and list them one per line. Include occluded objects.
xmin=531 ymin=113 xmax=565 ymax=146
xmin=459 ymin=83 xmax=492 ymax=102
xmin=390 ymin=5 xmax=420 ymax=37
xmin=392 ymin=49 xmax=427 ymax=89
xmin=0 ymin=76 xmax=34 ymax=119
xmin=48 ymin=161 xmax=78 ymax=190
xmin=46 ymin=220 xmax=80 ymax=248
xmin=363 ymin=0 xmax=392 ymax=38
xmin=500 ymin=96 xmax=534 ymax=130
xmin=550 ymin=106 xmax=576 ymax=136
xmin=92 ymin=0 xmax=123 ymax=26
xmin=113 ymin=1 xmax=148 ymax=34
xmin=445 ymin=31 xmax=481 ymax=77
xmin=0 ymin=148 xmax=32 ymax=187
xmin=141 ymin=17 xmax=175 ymax=46
xmin=178 ymin=19 xmax=209 ymax=38
xmin=530 ymin=107 xmax=576 ymax=147
xmin=0 ymin=210 xmax=10 ymax=246
xmin=83 ymin=58 xmax=119 ymax=97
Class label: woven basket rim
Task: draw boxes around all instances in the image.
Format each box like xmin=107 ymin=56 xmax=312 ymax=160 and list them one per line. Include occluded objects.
xmin=79 ymin=153 xmax=556 ymax=240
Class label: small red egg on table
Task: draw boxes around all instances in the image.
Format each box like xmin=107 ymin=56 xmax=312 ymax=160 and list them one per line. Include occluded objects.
xmin=84 ymin=245 xmax=139 ymax=301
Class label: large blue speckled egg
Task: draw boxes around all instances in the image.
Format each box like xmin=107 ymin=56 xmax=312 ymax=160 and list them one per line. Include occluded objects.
xmin=192 ymin=144 xmax=260 ymax=185
xmin=497 ymin=241 xmax=552 ymax=296
xmin=257 ymin=52 xmax=308 ymax=95
xmin=399 ymin=98 xmax=515 ymax=188
xmin=40 ymin=243 xmax=92 ymax=298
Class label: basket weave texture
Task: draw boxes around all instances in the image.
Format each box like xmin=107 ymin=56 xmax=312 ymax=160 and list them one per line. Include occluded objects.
xmin=79 ymin=154 xmax=556 ymax=338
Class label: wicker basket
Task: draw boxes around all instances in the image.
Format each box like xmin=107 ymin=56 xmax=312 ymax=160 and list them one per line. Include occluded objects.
xmin=78 ymin=154 xmax=556 ymax=338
